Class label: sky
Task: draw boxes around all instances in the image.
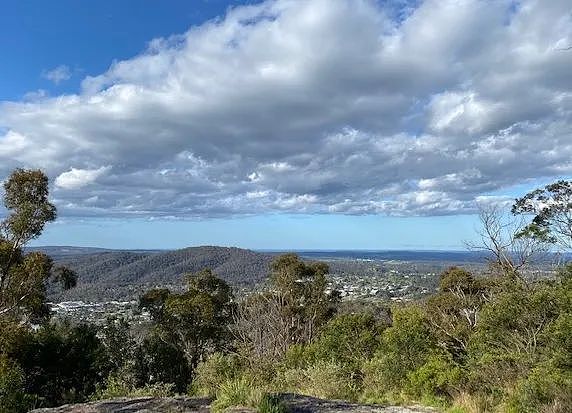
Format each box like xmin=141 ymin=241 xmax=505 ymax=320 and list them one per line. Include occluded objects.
xmin=0 ymin=0 xmax=571 ymax=250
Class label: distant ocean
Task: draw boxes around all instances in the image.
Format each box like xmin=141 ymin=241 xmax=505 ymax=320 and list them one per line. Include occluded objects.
xmin=260 ymin=250 xmax=490 ymax=263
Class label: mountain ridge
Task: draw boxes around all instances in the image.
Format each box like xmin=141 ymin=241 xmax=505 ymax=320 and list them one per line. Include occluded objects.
xmin=47 ymin=246 xmax=274 ymax=302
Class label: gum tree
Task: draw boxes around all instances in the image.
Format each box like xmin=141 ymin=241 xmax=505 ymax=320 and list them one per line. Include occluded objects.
xmin=0 ymin=169 xmax=76 ymax=321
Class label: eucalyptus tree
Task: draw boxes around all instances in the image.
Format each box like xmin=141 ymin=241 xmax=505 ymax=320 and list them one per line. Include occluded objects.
xmin=0 ymin=169 xmax=76 ymax=322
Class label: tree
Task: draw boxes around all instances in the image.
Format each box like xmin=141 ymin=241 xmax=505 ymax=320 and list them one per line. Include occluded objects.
xmin=467 ymin=205 xmax=549 ymax=280
xmin=426 ymin=267 xmax=491 ymax=358
xmin=308 ymin=312 xmax=386 ymax=367
xmin=0 ymin=169 xmax=76 ymax=321
xmin=233 ymin=254 xmax=338 ymax=364
xmin=10 ymin=322 xmax=110 ymax=408
xmin=138 ymin=288 xmax=170 ymax=322
xmin=139 ymin=269 xmax=234 ymax=372
xmin=512 ymin=180 xmax=572 ymax=250
xmin=269 ymin=253 xmax=338 ymax=343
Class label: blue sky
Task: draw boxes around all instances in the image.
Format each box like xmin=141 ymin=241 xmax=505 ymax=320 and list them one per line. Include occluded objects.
xmin=1 ymin=0 xmax=570 ymax=250
xmin=0 ymin=0 xmax=255 ymax=99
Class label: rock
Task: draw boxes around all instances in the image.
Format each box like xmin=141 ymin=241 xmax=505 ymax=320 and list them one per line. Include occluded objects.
xmin=279 ymin=394 xmax=438 ymax=413
xmin=29 ymin=394 xmax=437 ymax=413
xmin=29 ymin=396 xmax=211 ymax=413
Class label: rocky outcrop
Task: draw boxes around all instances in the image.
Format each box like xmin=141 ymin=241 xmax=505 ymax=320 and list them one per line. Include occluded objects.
xmin=30 ymin=394 xmax=438 ymax=413
xmin=29 ymin=396 xmax=211 ymax=413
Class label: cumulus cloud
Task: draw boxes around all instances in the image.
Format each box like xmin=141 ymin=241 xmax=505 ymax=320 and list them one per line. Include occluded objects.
xmin=55 ymin=166 xmax=110 ymax=190
xmin=1 ymin=0 xmax=571 ymax=218
xmin=41 ymin=65 xmax=72 ymax=85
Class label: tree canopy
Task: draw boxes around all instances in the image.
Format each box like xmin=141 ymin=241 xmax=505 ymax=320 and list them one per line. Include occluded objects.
xmin=0 ymin=169 xmax=76 ymax=322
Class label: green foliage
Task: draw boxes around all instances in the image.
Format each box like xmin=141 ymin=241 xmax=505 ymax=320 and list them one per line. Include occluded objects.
xmin=269 ymin=254 xmax=338 ymax=343
xmin=426 ymin=268 xmax=491 ymax=360
xmin=257 ymin=394 xmax=287 ymax=413
xmin=308 ymin=312 xmax=385 ymax=367
xmin=0 ymin=169 xmax=76 ymax=322
xmin=361 ymin=306 xmax=440 ymax=403
xmin=92 ymin=374 xmax=175 ymax=400
xmin=141 ymin=269 xmax=234 ymax=372
xmin=0 ymin=356 xmax=33 ymax=413
xmin=138 ymin=332 xmax=192 ymax=394
xmin=512 ymin=180 xmax=572 ymax=248
xmin=211 ymin=377 xmax=264 ymax=413
xmin=138 ymin=288 xmax=171 ymax=322
xmin=2 ymin=169 xmax=56 ymax=245
xmin=192 ymin=352 xmax=241 ymax=397
xmin=469 ymin=282 xmax=565 ymax=390
xmin=281 ymin=360 xmax=359 ymax=401
xmin=8 ymin=322 xmax=109 ymax=408
xmin=506 ymin=366 xmax=572 ymax=413
xmin=406 ymin=354 xmax=465 ymax=401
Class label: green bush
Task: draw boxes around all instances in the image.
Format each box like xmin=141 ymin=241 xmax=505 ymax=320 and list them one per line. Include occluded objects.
xmin=211 ymin=377 xmax=263 ymax=413
xmin=281 ymin=360 xmax=358 ymax=401
xmin=258 ymin=394 xmax=288 ymax=413
xmin=505 ymin=366 xmax=572 ymax=413
xmin=282 ymin=343 xmax=312 ymax=370
xmin=361 ymin=305 xmax=439 ymax=403
xmin=92 ymin=373 xmax=175 ymax=400
xmin=0 ymin=356 xmax=33 ymax=413
xmin=10 ymin=322 xmax=110 ymax=408
xmin=307 ymin=313 xmax=384 ymax=368
xmin=406 ymin=354 xmax=465 ymax=403
xmin=191 ymin=352 xmax=241 ymax=397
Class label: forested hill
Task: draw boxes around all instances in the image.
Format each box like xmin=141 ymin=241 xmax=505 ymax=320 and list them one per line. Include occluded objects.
xmin=42 ymin=246 xmax=273 ymax=302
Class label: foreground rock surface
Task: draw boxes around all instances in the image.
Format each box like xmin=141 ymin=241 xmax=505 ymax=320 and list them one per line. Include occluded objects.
xmin=29 ymin=397 xmax=211 ymax=413
xmin=30 ymin=394 xmax=437 ymax=413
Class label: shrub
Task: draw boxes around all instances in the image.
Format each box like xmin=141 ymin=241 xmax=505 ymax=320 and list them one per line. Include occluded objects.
xmin=406 ymin=354 xmax=465 ymax=403
xmin=0 ymin=356 xmax=33 ymax=413
xmin=92 ymin=374 xmax=175 ymax=400
xmin=281 ymin=360 xmax=358 ymax=401
xmin=191 ymin=352 xmax=241 ymax=397
xmin=12 ymin=322 xmax=110 ymax=407
xmin=282 ymin=343 xmax=312 ymax=370
xmin=361 ymin=305 xmax=438 ymax=403
xmin=211 ymin=377 xmax=263 ymax=413
xmin=505 ymin=367 xmax=572 ymax=413
xmin=258 ymin=394 xmax=288 ymax=413
xmin=308 ymin=313 xmax=384 ymax=368
xmin=360 ymin=354 xmax=400 ymax=404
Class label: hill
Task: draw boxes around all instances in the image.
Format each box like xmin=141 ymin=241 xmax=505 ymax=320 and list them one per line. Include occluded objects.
xmin=47 ymin=246 xmax=274 ymax=302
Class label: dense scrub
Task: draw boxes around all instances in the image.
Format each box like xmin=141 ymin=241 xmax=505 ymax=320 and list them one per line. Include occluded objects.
xmin=4 ymin=261 xmax=570 ymax=412
xmin=190 ymin=266 xmax=572 ymax=412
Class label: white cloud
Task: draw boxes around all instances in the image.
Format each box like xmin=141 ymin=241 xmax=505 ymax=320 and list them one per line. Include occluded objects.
xmin=0 ymin=0 xmax=571 ymax=218
xmin=55 ymin=166 xmax=110 ymax=190
xmin=42 ymin=65 xmax=72 ymax=85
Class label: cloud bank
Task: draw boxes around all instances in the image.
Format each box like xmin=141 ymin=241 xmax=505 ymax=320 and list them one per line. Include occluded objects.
xmin=1 ymin=0 xmax=571 ymax=218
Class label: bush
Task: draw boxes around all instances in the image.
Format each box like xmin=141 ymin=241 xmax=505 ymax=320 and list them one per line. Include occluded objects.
xmin=361 ymin=305 xmax=439 ymax=403
xmin=191 ymin=352 xmax=241 ymax=397
xmin=11 ymin=322 xmax=110 ymax=408
xmin=360 ymin=354 xmax=399 ymax=404
xmin=281 ymin=360 xmax=358 ymax=401
xmin=92 ymin=374 xmax=175 ymax=400
xmin=307 ymin=313 xmax=384 ymax=368
xmin=0 ymin=356 xmax=33 ymax=413
xmin=505 ymin=367 xmax=572 ymax=413
xmin=406 ymin=354 xmax=465 ymax=403
xmin=211 ymin=377 xmax=263 ymax=413
xmin=258 ymin=394 xmax=288 ymax=413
